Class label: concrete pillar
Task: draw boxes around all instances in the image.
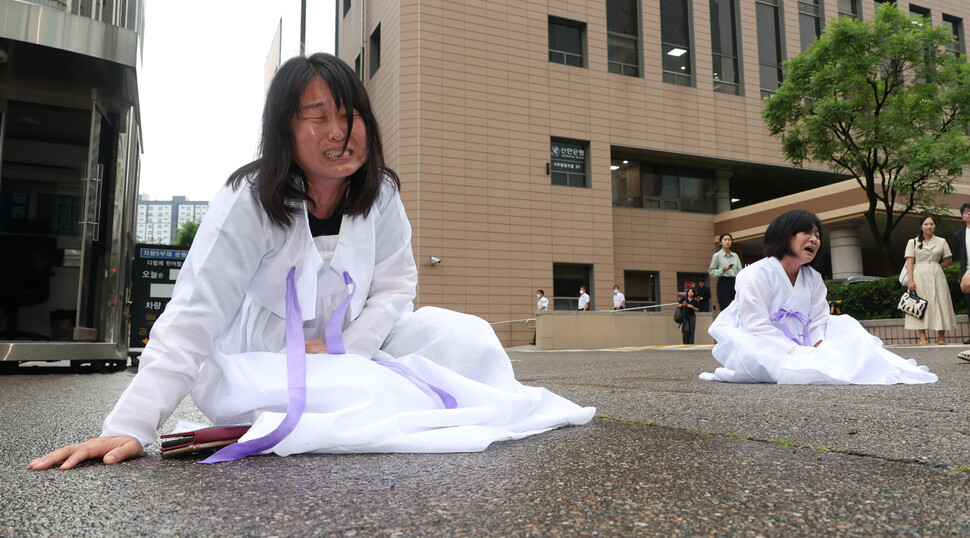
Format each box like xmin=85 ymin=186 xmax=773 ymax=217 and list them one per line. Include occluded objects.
xmin=829 ymin=221 xmax=865 ymax=280
xmin=715 ymin=170 xmax=733 ymax=213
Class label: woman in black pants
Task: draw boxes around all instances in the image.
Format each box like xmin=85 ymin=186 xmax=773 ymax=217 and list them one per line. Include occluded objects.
xmin=709 ymin=233 xmax=742 ymax=312
xmin=679 ymin=288 xmax=701 ymax=344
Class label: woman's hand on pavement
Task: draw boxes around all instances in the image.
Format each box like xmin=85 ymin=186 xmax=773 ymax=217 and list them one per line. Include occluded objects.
xmin=29 ymin=436 xmax=142 ymax=470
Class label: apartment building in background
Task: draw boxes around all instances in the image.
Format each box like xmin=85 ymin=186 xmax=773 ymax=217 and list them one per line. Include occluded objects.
xmin=136 ymin=195 xmax=209 ymax=245
xmin=334 ymin=0 xmax=970 ymax=345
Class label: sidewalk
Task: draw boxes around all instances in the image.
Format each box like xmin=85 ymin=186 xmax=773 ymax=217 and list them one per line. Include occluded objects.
xmin=1 ymin=346 xmax=968 ymax=535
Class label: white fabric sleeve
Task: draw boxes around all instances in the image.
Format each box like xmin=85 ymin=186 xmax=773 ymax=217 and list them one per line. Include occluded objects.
xmin=100 ymin=185 xmax=269 ymax=446
xmin=735 ymin=267 xmax=804 ymax=351
xmin=806 ymin=269 xmax=830 ymax=345
xmin=342 ymin=189 xmax=417 ymax=357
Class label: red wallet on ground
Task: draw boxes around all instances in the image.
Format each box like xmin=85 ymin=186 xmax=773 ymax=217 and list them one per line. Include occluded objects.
xmin=159 ymin=425 xmax=252 ymax=459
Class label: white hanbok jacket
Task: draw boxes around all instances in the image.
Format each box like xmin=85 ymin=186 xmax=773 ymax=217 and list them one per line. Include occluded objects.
xmin=102 ymin=178 xmax=417 ymax=445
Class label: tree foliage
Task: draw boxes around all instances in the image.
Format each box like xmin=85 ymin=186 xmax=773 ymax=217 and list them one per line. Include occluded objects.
xmin=174 ymin=221 xmax=199 ymax=248
xmin=763 ymin=3 xmax=970 ymax=271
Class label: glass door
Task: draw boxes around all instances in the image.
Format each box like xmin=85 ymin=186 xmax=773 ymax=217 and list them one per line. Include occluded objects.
xmin=74 ymin=97 xmax=108 ymax=341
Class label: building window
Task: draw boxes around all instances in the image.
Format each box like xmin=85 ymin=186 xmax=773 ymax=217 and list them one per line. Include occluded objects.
xmin=909 ymin=4 xmax=930 ymax=21
xmin=549 ymin=17 xmax=586 ymax=67
xmin=551 ymin=139 xmax=589 ymax=188
xmin=677 ymin=272 xmax=708 ymax=300
xmin=354 ymin=54 xmax=361 ymax=77
xmin=798 ymin=0 xmax=822 ymax=52
xmin=943 ymin=14 xmax=965 ymax=56
xmin=660 ymin=0 xmax=692 ymax=86
xmin=553 ymin=263 xmax=593 ymax=311
xmin=607 ymin=0 xmax=640 ymax=76
xmin=343 ymin=0 xmax=351 ymax=17
xmin=837 ymin=0 xmax=859 ymax=19
xmin=369 ymin=24 xmax=381 ymax=78
xmin=613 ymin=160 xmax=717 ymax=213
xmin=624 ymin=271 xmax=659 ymax=309
xmin=710 ymin=0 xmax=741 ymax=95
xmin=756 ymin=0 xmax=784 ymax=99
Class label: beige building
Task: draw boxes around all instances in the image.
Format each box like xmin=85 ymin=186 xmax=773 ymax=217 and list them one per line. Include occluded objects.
xmin=334 ymin=0 xmax=970 ymax=346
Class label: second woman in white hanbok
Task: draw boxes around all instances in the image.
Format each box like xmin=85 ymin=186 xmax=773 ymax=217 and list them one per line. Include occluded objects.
xmin=700 ymin=210 xmax=937 ymax=385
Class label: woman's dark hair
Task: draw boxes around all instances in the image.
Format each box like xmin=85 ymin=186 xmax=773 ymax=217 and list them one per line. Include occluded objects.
xmin=917 ymin=215 xmax=936 ymax=249
xmin=686 ymin=288 xmax=695 ymax=299
xmin=718 ymin=233 xmax=733 ymax=245
xmin=227 ymin=52 xmax=399 ymax=228
xmin=763 ymin=210 xmax=824 ymax=266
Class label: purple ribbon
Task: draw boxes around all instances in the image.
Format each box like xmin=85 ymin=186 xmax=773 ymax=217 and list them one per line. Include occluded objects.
xmin=376 ymin=361 xmax=458 ymax=409
xmin=770 ymin=308 xmax=812 ymax=346
xmin=200 ymin=267 xmax=356 ymax=464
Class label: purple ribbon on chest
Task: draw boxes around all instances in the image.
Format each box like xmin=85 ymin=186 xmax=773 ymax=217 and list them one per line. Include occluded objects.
xmin=769 ymin=308 xmax=813 ymax=347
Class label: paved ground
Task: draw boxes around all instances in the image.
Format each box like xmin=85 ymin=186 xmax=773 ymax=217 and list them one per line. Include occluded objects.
xmin=2 ymin=345 xmax=969 ymax=536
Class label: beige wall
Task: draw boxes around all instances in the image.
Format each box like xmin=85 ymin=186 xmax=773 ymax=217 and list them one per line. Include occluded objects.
xmin=337 ymin=0 xmax=970 ymax=347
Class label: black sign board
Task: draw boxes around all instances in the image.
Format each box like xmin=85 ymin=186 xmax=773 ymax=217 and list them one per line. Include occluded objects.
xmin=128 ymin=244 xmax=189 ymax=351
xmin=550 ymin=141 xmax=586 ymax=173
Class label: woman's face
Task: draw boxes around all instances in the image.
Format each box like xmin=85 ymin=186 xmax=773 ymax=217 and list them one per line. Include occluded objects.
xmin=720 ymin=235 xmax=733 ymax=250
xmin=922 ymin=218 xmax=936 ymax=237
xmin=788 ymin=227 xmax=821 ymax=266
xmin=686 ymin=289 xmax=695 ymax=299
xmin=290 ymin=77 xmax=368 ymax=183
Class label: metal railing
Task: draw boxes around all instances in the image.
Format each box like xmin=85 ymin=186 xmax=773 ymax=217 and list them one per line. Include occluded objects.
xmin=489 ymin=318 xmax=535 ymax=349
xmin=488 ymin=303 xmax=685 ymax=347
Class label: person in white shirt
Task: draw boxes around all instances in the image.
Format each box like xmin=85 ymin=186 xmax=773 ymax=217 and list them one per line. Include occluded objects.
xmin=531 ymin=290 xmax=549 ymax=345
xmin=612 ymin=286 xmax=625 ymax=310
xmin=536 ymin=290 xmax=549 ymax=312
xmin=578 ymin=287 xmax=590 ymax=311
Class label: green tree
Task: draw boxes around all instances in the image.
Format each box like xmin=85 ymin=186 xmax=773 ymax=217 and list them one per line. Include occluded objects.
xmin=174 ymin=221 xmax=199 ymax=248
xmin=763 ymin=3 xmax=970 ymax=272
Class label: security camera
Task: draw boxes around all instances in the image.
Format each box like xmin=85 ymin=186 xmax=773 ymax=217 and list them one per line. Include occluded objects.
xmin=429 ymin=256 xmax=441 ymax=265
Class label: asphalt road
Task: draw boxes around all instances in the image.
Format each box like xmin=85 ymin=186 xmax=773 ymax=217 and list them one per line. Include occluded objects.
xmin=2 ymin=345 xmax=969 ymax=536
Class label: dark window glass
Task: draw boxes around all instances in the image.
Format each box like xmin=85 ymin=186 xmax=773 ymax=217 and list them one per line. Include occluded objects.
xmin=798 ymin=0 xmax=821 ymax=51
xmin=943 ymin=15 xmax=964 ymax=56
xmin=607 ymin=0 xmax=640 ymax=76
xmin=756 ymin=0 xmax=783 ymax=98
xmin=343 ymin=0 xmax=351 ymax=17
xmin=553 ymin=263 xmax=593 ymax=311
xmin=549 ymin=17 xmax=586 ymax=67
xmin=661 ymin=0 xmax=692 ymax=86
xmin=626 ymin=162 xmax=716 ymax=213
xmin=710 ymin=0 xmax=740 ymax=94
xmin=624 ymin=270 xmax=660 ymax=309
xmin=369 ymin=25 xmax=381 ymax=78
xmin=838 ymin=0 xmax=858 ymax=19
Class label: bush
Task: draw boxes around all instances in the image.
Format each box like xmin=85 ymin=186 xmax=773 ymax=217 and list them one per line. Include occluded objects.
xmin=825 ymin=264 xmax=967 ymax=320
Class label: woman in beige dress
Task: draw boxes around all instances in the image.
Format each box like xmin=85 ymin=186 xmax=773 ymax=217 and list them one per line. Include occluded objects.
xmin=904 ymin=215 xmax=956 ymax=345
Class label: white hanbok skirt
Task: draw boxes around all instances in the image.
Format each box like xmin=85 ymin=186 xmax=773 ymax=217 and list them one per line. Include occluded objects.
xmin=192 ymin=307 xmax=595 ymax=455
xmin=701 ymin=312 xmax=938 ymax=385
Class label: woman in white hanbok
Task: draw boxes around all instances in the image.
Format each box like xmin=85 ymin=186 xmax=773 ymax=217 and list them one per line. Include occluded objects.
xmin=30 ymin=54 xmax=594 ymax=470
xmin=700 ymin=210 xmax=937 ymax=385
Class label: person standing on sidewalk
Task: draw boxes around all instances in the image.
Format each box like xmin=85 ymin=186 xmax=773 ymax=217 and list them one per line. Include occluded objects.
xmin=531 ymin=290 xmax=549 ymax=345
xmin=612 ymin=286 xmax=625 ymax=310
xmin=709 ymin=233 xmax=742 ymax=312
xmin=951 ymin=202 xmax=970 ymax=344
xmin=679 ymin=287 xmax=700 ymax=344
xmin=693 ymin=279 xmax=711 ymax=312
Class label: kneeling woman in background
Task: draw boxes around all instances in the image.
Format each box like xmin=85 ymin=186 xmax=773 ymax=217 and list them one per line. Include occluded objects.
xmin=701 ymin=210 xmax=937 ymax=385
